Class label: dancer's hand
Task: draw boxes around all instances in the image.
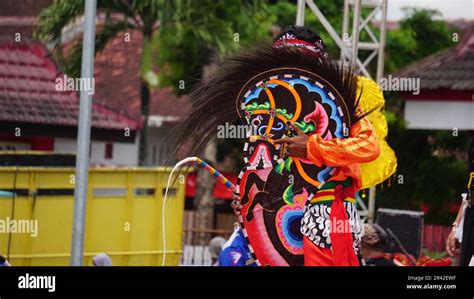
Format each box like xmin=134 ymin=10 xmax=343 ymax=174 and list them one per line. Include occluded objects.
xmin=273 ymin=123 xmax=308 ymax=159
xmin=231 ymin=193 xmax=242 ymax=216
xmin=446 ymin=229 xmax=460 ymax=256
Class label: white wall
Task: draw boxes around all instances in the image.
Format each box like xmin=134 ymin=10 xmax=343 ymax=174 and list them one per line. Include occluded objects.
xmin=146 ymin=126 xmax=175 ymax=166
xmin=53 ymin=125 xmax=173 ymax=167
xmin=404 ymin=101 xmax=474 ymax=130
xmin=54 ymin=136 xmax=139 ymax=166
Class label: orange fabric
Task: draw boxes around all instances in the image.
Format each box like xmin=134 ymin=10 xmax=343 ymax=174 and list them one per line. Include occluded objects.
xmin=306 ymin=117 xmax=380 ymax=191
xmin=304 ymin=237 xmax=334 ymax=266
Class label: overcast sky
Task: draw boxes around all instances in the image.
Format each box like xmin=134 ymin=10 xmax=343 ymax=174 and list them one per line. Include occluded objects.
xmin=386 ymin=0 xmax=473 ymax=20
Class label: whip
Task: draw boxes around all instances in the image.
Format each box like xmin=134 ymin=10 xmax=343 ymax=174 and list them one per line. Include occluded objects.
xmin=161 ymin=157 xmax=236 ymax=266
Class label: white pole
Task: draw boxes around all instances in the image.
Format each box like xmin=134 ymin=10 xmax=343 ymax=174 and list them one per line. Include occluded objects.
xmin=71 ymin=0 xmax=97 ymax=266
xmin=376 ymin=0 xmax=388 ymax=82
xmin=369 ymin=0 xmax=388 ymax=224
xmin=341 ymin=0 xmax=350 ymax=61
xmin=296 ymin=0 xmax=306 ymax=26
xmin=351 ymin=0 xmax=361 ymax=64
xmin=305 ymin=0 xmax=371 ymax=78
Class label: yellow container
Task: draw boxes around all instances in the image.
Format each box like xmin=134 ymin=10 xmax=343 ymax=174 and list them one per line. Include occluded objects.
xmin=0 ymin=167 xmax=186 ymax=266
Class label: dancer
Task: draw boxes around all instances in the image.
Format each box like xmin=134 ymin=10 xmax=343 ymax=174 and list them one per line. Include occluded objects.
xmin=170 ymin=25 xmax=389 ymax=266
xmin=274 ymin=114 xmax=379 ymax=266
xmin=219 ymin=226 xmax=257 ymax=267
xmin=0 ymin=255 xmax=11 ymax=266
xmin=92 ymin=253 xmax=113 ymax=266
xmin=360 ymin=223 xmax=395 ymax=266
xmin=209 ymin=236 xmax=226 ymax=266
xmin=448 ymin=138 xmax=474 ymax=265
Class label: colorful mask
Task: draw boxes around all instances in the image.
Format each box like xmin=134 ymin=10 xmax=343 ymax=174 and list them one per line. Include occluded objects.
xmin=235 ymin=68 xmax=351 ymax=265
xmin=169 ymin=43 xmax=374 ymax=266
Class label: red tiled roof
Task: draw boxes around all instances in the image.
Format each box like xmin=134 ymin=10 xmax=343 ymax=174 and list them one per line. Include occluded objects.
xmin=91 ymin=29 xmax=190 ymax=121
xmin=393 ymin=22 xmax=474 ymax=91
xmin=0 ymin=37 xmax=140 ymax=130
xmin=0 ymin=0 xmax=52 ymax=17
xmin=0 ymin=0 xmax=52 ymax=38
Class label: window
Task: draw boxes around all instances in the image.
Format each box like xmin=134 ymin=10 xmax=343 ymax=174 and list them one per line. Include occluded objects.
xmin=105 ymin=143 xmax=113 ymax=160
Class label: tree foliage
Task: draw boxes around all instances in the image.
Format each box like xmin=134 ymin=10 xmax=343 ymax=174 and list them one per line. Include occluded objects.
xmin=385 ymin=7 xmax=453 ymax=73
xmin=156 ymin=0 xmax=274 ymax=94
xmin=378 ymin=116 xmax=468 ymax=224
xmin=35 ymin=0 xmax=273 ymax=87
xmin=378 ymin=8 xmax=467 ymax=224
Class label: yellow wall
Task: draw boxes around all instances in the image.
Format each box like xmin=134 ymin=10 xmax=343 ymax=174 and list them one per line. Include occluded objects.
xmin=0 ymin=167 xmax=186 ymax=266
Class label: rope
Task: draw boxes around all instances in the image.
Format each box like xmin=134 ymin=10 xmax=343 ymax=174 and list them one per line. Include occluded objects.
xmin=161 ymin=156 xmax=235 ymax=266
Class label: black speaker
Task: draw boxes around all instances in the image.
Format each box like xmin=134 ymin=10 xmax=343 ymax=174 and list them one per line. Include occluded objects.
xmin=376 ymin=208 xmax=424 ymax=258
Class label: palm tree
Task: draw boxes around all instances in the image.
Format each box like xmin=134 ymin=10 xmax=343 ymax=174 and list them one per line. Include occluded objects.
xmin=36 ymin=0 xmax=269 ymax=165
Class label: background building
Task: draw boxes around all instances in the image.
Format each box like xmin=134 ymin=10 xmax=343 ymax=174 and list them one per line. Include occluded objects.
xmin=395 ymin=23 xmax=474 ymax=131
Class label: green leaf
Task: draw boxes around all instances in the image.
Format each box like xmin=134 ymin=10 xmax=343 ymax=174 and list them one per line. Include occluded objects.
xmin=284 ymin=157 xmax=293 ymax=172
xmin=275 ymin=160 xmax=284 ymax=175
xmin=282 ymin=183 xmax=294 ymax=205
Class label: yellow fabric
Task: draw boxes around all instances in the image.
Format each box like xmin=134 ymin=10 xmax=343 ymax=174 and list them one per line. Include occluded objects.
xmin=357 ymin=76 xmax=385 ymax=113
xmin=357 ymin=77 xmax=397 ymax=189
xmin=310 ymin=197 xmax=356 ymax=204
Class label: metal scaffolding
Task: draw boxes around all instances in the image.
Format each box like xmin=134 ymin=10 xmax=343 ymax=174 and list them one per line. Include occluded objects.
xmin=295 ymin=0 xmax=388 ymax=222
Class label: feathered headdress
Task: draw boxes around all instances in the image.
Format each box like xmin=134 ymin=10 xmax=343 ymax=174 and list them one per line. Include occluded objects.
xmin=165 ymin=36 xmax=380 ymax=265
xmin=168 ymin=41 xmax=373 ymax=159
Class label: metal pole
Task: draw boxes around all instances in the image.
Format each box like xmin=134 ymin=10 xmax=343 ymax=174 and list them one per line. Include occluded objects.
xmin=369 ymin=0 xmax=388 ymax=224
xmin=305 ymin=0 xmax=371 ymax=78
xmin=71 ymin=0 xmax=97 ymax=266
xmin=296 ymin=0 xmax=306 ymax=26
xmin=341 ymin=0 xmax=350 ymax=61
xmin=351 ymin=0 xmax=361 ymax=64
xmin=367 ymin=187 xmax=376 ymax=223
xmin=376 ymin=0 xmax=388 ymax=82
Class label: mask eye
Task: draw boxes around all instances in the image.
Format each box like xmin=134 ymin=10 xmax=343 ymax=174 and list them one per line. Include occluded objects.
xmin=251 ymin=117 xmax=262 ymax=127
